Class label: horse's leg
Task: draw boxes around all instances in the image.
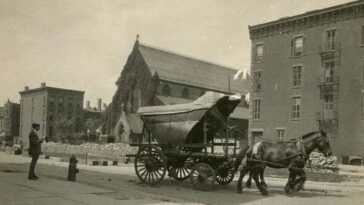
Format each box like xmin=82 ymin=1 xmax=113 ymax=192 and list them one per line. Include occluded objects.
xmin=237 ymin=164 xmax=251 ymax=193
xmin=260 ymin=165 xmax=267 ymax=189
xmin=292 ymin=170 xmax=306 ymax=192
xmin=285 ymin=170 xmax=295 ymax=194
xmin=252 ymin=168 xmax=268 ymax=196
xmin=245 ymin=171 xmax=252 ymax=188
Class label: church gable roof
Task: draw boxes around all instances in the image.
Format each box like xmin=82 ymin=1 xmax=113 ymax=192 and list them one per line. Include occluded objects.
xmin=137 ymin=43 xmax=248 ymax=94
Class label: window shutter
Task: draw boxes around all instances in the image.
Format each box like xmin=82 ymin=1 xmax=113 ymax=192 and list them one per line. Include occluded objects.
xmin=290 ymin=38 xmax=294 ymax=57
xmin=302 ymin=36 xmax=306 ymax=54
xmin=251 ymin=45 xmax=256 ymax=63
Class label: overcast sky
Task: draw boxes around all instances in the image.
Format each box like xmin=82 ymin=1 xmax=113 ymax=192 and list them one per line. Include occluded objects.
xmin=0 ymin=0 xmax=351 ymax=106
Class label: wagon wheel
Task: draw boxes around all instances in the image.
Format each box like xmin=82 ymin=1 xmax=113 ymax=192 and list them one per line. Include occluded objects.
xmin=134 ymin=145 xmax=167 ymax=185
xmin=168 ymin=158 xmax=193 ymax=181
xmin=215 ymin=164 xmax=235 ymax=185
xmin=190 ymin=163 xmax=215 ymax=191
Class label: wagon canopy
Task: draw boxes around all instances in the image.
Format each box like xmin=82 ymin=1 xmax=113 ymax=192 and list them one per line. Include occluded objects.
xmin=137 ymin=92 xmax=242 ymax=145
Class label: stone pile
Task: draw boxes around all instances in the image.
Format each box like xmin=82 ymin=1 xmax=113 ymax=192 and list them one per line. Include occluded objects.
xmin=307 ymin=152 xmax=339 ymax=173
xmin=42 ymin=142 xmax=137 ymax=158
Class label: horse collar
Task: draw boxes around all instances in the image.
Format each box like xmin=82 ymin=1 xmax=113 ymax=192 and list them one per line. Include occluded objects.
xmin=298 ymin=137 xmax=308 ymax=160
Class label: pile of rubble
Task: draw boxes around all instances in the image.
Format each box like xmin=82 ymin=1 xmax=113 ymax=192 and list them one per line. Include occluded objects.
xmin=42 ymin=142 xmax=137 ymax=158
xmin=307 ymin=152 xmax=339 ymax=173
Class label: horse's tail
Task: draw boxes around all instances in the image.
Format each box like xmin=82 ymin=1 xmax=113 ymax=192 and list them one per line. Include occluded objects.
xmin=234 ymin=145 xmax=249 ymax=171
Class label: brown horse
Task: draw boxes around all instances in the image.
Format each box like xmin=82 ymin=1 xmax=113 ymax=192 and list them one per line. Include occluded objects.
xmin=234 ymin=130 xmax=332 ymax=195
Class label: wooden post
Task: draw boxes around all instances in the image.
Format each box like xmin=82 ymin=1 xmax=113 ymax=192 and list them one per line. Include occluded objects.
xmin=203 ymin=122 xmax=207 ymax=155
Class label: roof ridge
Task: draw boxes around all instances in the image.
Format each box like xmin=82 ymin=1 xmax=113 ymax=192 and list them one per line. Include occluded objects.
xmin=138 ymin=43 xmax=243 ymax=72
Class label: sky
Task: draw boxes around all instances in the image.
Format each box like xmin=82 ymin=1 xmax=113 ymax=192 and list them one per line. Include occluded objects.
xmin=0 ymin=0 xmax=352 ymax=106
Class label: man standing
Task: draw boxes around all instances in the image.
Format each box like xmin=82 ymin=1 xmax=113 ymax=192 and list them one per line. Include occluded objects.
xmin=28 ymin=123 xmax=46 ymax=180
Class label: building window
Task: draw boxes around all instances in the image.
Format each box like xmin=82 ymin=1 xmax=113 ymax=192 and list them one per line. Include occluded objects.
xmin=182 ymin=87 xmax=189 ymax=99
xmin=253 ymin=99 xmax=261 ymax=120
xmin=276 ymin=129 xmax=285 ymax=142
xmin=59 ymin=97 xmax=64 ymax=106
xmin=324 ymin=61 xmax=335 ymax=83
xmin=326 ymin=29 xmax=336 ymax=50
xmin=291 ymin=36 xmax=305 ymax=56
xmin=324 ymin=94 xmax=334 ymax=119
xmin=49 ymin=96 xmax=54 ymax=106
xmin=49 ymin=111 xmax=54 ymax=121
xmin=292 ymin=65 xmax=302 ymax=87
xmin=31 ymin=97 xmax=35 ymax=109
xmin=291 ymin=97 xmax=301 ymax=119
xmin=254 ymin=44 xmax=264 ymax=62
xmin=42 ymin=96 xmax=46 ymax=107
xmin=162 ymin=84 xmax=171 ymax=96
xmin=253 ymin=72 xmax=262 ymax=92
xmin=361 ymin=25 xmax=364 ymax=45
xmin=49 ymin=126 xmax=53 ymax=137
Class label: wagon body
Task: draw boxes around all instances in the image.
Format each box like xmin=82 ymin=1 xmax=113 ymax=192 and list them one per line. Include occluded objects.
xmin=130 ymin=92 xmax=243 ymax=190
xmin=137 ymin=92 xmax=241 ymax=146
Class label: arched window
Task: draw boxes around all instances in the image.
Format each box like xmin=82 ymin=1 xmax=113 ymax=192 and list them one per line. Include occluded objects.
xmin=181 ymin=87 xmax=189 ymax=99
xmin=162 ymin=84 xmax=171 ymax=96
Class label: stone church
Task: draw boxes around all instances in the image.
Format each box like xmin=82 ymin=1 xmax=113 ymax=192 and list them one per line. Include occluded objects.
xmin=103 ymin=38 xmax=250 ymax=144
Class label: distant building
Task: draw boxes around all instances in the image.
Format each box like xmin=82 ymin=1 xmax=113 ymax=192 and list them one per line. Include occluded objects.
xmin=19 ymin=83 xmax=84 ymax=146
xmin=248 ymin=0 xmax=364 ymax=156
xmin=0 ymin=100 xmax=20 ymax=145
xmin=104 ymin=39 xmax=250 ymax=143
xmin=83 ymin=108 xmax=104 ymax=120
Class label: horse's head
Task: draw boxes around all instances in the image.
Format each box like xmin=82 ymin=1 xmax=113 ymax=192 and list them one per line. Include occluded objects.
xmin=315 ymin=130 xmax=332 ymax=157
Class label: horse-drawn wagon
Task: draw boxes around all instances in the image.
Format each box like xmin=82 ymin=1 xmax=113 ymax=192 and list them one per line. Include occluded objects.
xmin=128 ymin=92 xmax=243 ymax=190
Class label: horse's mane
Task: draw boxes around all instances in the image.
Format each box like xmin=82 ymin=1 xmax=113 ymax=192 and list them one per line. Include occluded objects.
xmin=301 ymin=131 xmax=319 ymax=139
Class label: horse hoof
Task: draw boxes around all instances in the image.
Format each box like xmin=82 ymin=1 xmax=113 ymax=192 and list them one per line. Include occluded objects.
xmin=261 ymin=191 xmax=269 ymax=196
xmin=284 ymin=188 xmax=291 ymax=194
xmin=262 ymin=184 xmax=268 ymax=189
xmin=246 ymin=184 xmax=251 ymax=188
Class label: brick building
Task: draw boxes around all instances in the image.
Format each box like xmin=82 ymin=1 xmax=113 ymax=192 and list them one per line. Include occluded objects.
xmin=104 ymin=39 xmax=250 ymax=143
xmin=249 ymin=0 xmax=364 ymax=156
xmin=0 ymin=100 xmax=20 ymax=145
xmin=19 ymin=83 xmax=84 ymax=146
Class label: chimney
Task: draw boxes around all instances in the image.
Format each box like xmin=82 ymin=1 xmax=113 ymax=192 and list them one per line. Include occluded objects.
xmin=86 ymin=100 xmax=91 ymax=109
xmin=97 ymin=98 xmax=102 ymax=111
xmin=24 ymin=86 xmax=29 ymax=91
xmin=103 ymin=103 xmax=107 ymax=110
xmin=41 ymin=82 xmax=46 ymax=88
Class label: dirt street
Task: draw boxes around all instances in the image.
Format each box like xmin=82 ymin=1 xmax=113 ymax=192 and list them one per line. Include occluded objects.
xmin=1 ymin=153 xmax=364 ymax=205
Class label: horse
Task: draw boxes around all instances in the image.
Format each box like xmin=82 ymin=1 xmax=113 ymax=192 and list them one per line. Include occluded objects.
xmin=234 ymin=130 xmax=332 ymax=195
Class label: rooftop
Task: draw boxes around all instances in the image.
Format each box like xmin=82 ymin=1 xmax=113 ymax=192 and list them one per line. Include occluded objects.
xmin=19 ymin=83 xmax=85 ymax=95
xmin=250 ymin=0 xmax=364 ymax=30
xmin=137 ymin=42 xmax=249 ymax=94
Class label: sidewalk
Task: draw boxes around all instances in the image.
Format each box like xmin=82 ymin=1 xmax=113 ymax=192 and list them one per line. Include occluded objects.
xmin=1 ymin=151 xmax=364 ymax=194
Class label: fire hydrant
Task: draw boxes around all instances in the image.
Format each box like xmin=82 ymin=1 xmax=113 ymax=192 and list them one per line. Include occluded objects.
xmin=68 ymin=155 xmax=79 ymax=182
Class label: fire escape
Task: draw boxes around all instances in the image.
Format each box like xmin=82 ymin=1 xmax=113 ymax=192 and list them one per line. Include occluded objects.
xmin=316 ymin=41 xmax=340 ymax=134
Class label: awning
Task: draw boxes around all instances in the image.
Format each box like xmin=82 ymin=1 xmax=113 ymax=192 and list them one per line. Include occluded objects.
xmin=230 ymin=106 xmax=250 ymax=120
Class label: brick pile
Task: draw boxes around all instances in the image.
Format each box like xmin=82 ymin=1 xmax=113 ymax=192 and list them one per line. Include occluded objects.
xmin=307 ymin=152 xmax=339 ymax=173
xmin=42 ymin=142 xmax=137 ymax=158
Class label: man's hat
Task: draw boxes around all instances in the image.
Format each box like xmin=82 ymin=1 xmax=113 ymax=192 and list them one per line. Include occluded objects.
xmin=32 ymin=123 xmax=40 ymax=128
